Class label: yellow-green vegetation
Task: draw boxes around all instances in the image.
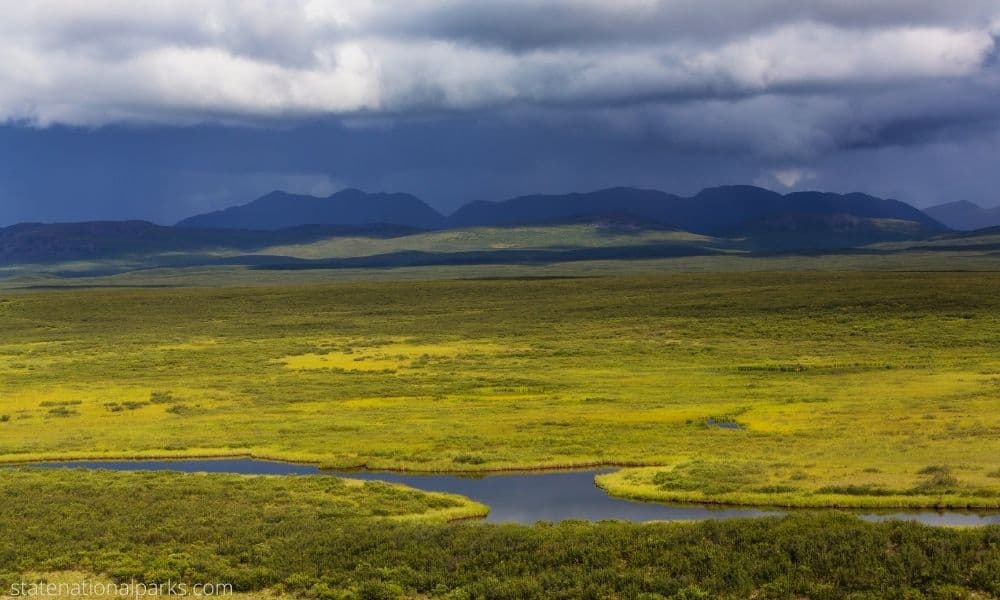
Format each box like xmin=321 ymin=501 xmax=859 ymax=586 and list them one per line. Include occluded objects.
xmin=1 ymin=272 xmax=999 ymax=508
xmin=0 ymin=468 xmax=486 ymax=525
xmin=1 ymin=469 xmax=1000 ymax=599
xmin=279 ymin=340 xmax=506 ymax=372
xmin=872 ymin=229 xmax=1000 ymax=251
xmin=597 ymin=462 xmax=1000 ymax=509
xmin=5 ymin=247 xmax=1000 ymax=292
xmin=253 ymin=224 xmax=715 ymax=259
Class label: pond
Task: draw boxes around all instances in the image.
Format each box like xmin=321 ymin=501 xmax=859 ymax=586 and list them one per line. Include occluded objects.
xmin=19 ymin=458 xmax=1000 ymax=526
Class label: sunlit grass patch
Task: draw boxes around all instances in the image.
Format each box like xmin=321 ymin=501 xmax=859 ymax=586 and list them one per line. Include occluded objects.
xmin=598 ymin=461 xmax=1000 ymax=509
xmin=278 ymin=339 xmax=509 ymax=372
xmin=157 ymin=337 xmax=220 ymax=351
xmin=256 ymin=224 xmax=717 ymax=260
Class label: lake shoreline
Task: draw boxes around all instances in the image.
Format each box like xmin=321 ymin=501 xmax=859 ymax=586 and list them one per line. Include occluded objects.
xmin=9 ymin=457 xmax=1000 ymax=526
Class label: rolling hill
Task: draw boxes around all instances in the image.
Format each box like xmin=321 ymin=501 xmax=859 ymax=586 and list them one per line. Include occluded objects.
xmin=0 ymin=221 xmax=420 ymax=264
xmin=924 ymin=200 xmax=1000 ymax=231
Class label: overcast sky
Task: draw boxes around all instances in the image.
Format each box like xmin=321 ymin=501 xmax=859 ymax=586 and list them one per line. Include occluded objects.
xmin=1 ymin=0 xmax=999 ymax=225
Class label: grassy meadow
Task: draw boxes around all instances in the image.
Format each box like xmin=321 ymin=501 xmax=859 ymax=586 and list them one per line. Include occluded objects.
xmin=1 ymin=271 xmax=999 ymax=508
xmin=2 ymin=222 xmax=999 ymax=288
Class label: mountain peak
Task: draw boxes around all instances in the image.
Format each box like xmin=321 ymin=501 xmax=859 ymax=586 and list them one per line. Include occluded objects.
xmin=178 ymin=189 xmax=445 ymax=231
xmin=932 ymin=200 xmax=982 ymax=210
xmin=330 ymin=188 xmax=368 ymax=199
xmin=698 ymin=184 xmax=774 ymax=194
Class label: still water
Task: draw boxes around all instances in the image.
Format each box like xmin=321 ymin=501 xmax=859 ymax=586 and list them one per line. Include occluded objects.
xmin=22 ymin=459 xmax=1000 ymax=526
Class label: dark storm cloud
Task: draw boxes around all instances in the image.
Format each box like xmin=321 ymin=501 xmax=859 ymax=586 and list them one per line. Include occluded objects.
xmin=0 ymin=1 xmax=999 ymax=225
xmin=391 ymin=0 xmax=1000 ymax=50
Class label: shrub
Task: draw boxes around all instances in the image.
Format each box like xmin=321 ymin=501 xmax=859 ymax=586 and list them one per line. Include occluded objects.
xmin=149 ymin=391 xmax=175 ymax=404
xmin=47 ymin=407 xmax=79 ymax=417
xmin=357 ymin=580 xmax=405 ymax=600
xmin=816 ymin=484 xmax=898 ymax=497
xmin=914 ymin=466 xmax=961 ymax=493
xmin=672 ymin=586 xmax=711 ymax=600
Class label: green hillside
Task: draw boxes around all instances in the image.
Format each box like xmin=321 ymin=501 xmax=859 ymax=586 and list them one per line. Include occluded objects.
xmin=252 ymin=223 xmax=719 ymax=259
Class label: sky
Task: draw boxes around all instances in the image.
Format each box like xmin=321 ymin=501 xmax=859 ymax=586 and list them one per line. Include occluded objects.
xmin=1 ymin=1 xmax=999 ymax=225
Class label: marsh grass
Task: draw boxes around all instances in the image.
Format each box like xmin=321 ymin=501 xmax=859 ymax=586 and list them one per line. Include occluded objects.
xmin=1 ymin=272 xmax=999 ymax=507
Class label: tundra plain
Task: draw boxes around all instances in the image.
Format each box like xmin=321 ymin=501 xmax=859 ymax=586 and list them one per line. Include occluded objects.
xmin=2 ymin=271 xmax=999 ymax=509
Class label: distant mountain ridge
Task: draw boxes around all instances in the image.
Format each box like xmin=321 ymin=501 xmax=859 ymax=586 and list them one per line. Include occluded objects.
xmin=449 ymin=185 xmax=944 ymax=235
xmin=177 ymin=188 xmax=446 ymax=230
xmin=2 ymin=185 xmax=950 ymax=266
xmin=178 ymin=184 xmax=945 ymax=236
xmin=924 ymin=200 xmax=1000 ymax=231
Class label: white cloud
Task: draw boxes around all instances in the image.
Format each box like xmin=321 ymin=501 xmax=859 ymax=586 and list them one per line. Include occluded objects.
xmin=0 ymin=1 xmax=997 ymax=129
xmin=691 ymin=25 xmax=993 ymax=90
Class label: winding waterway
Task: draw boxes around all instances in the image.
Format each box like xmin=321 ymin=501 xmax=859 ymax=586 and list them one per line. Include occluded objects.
xmin=19 ymin=458 xmax=1000 ymax=526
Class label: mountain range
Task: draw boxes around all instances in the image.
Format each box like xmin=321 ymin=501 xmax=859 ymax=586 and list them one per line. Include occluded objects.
xmin=178 ymin=185 xmax=944 ymax=236
xmin=1 ymin=185 xmax=958 ymax=266
xmin=924 ymin=200 xmax=1000 ymax=231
